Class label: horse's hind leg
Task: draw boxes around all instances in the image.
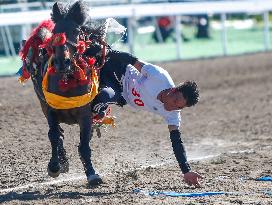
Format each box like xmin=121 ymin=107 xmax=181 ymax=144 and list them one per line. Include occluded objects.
xmin=78 ymin=115 xmax=102 ymax=186
xmin=47 ymin=110 xmax=61 ymax=178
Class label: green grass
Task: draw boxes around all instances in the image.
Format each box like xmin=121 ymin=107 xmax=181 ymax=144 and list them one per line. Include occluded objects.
xmin=129 ymin=25 xmax=271 ymax=61
xmin=0 ymin=25 xmax=271 ymax=76
xmin=0 ymin=56 xmax=21 ymax=76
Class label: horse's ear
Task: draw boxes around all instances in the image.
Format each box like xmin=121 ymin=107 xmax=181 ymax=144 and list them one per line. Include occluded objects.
xmin=66 ymin=0 xmax=89 ymax=26
xmin=51 ymin=2 xmax=66 ymax=23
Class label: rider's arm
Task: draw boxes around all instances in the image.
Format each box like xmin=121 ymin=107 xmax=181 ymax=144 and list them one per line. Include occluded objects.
xmin=107 ymin=50 xmax=138 ymax=66
xmin=133 ymin=60 xmax=172 ymax=82
xmin=133 ymin=60 xmax=145 ymax=72
xmin=168 ymin=125 xmax=191 ymax=174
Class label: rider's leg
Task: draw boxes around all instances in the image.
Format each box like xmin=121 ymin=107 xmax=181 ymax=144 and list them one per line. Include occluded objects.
xmin=91 ymin=86 xmax=126 ymax=119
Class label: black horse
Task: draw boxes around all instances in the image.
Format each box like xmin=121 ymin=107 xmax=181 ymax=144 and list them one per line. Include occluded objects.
xmin=19 ymin=1 xmax=107 ymax=185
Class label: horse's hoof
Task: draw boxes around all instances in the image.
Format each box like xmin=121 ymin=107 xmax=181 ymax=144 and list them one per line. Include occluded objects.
xmin=47 ymin=167 xmax=61 ymax=178
xmin=47 ymin=161 xmax=61 ymax=178
xmin=87 ymin=174 xmax=103 ymax=186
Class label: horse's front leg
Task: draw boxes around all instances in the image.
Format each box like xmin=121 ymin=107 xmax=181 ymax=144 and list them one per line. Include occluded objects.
xmin=78 ymin=114 xmax=102 ymax=185
xmin=58 ymin=131 xmax=69 ymax=173
xmin=47 ymin=110 xmax=61 ymax=178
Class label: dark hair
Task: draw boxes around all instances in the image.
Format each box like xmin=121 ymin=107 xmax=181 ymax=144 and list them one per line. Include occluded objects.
xmin=176 ymin=81 xmax=199 ymax=107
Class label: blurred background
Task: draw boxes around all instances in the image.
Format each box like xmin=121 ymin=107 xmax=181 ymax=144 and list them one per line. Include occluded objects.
xmin=0 ymin=0 xmax=271 ymax=76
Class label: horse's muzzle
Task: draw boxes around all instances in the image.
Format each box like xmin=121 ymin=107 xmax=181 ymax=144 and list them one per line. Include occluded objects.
xmin=53 ymin=58 xmax=72 ymax=73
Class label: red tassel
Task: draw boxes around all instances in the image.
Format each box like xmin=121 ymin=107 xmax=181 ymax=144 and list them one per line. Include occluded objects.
xmin=73 ymin=70 xmax=81 ymax=80
xmin=58 ymin=79 xmax=69 ymax=92
xmin=106 ymin=106 xmax=112 ymax=115
xmin=19 ymin=19 xmax=54 ymax=61
xmin=48 ymin=66 xmax=56 ymax=75
xmin=77 ymin=41 xmax=86 ymax=54
xmin=85 ymin=40 xmax=92 ymax=45
xmin=22 ymin=66 xmax=30 ymax=79
xmin=40 ymin=37 xmax=53 ymax=57
xmin=78 ymin=57 xmax=88 ymax=71
xmin=68 ymin=79 xmax=77 ymax=89
xmin=79 ymin=78 xmax=90 ymax=86
xmin=78 ymin=68 xmax=87 ymax=80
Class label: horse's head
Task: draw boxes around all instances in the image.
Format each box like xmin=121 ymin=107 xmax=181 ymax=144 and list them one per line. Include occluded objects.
xmin=51 ymin=1 xmax=89 ymax=73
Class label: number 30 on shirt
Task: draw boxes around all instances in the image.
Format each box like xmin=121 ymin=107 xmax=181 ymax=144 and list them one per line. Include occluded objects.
xmin=131 ymin=88 xmax=144 ymax=107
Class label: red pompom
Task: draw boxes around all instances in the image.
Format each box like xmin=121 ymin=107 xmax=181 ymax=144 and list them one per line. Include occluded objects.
xmin=51 ymin=33 xmax=66 ymax=46
xmin=77 ymin=41 xmax=86 ymax=54
xmin=88 ymin=57 xmax=96 ymax=66
xmin=58 ymin=79 xmax=69 ymax=92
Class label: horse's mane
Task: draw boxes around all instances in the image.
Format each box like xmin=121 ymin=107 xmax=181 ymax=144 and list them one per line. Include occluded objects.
xmin=51 ymin=1 xmax=106 ymax=45
xmin=82 ymin=21 xmax=107 ymax=43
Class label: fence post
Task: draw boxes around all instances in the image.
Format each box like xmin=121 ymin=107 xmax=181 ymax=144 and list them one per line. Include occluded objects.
xmin=0 ymin=27 xmax=11 ymax=57
xmin=128 ymin=9 xmax=135 ymax=55
xmin=4 ymin=26 xmax=16 ymax=57
xmin=263 ymin=11 xmax=270 ymax=51
xmin=175 ymin=15 xmax=182 ymax=60
xmin=220 ymin=13 xmax=227 ymax=56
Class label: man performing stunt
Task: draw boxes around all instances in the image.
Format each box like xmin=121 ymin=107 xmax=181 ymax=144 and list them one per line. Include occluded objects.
xmin=91 ymin=50 xmax=203 ymax=187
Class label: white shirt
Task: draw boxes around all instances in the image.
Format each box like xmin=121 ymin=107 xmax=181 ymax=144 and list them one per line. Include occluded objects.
xmin=122 ymin=63 xmax=181 ymax=127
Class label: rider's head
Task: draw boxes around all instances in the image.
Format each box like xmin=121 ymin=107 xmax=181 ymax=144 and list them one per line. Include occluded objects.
xmin=176 ymin=81 xmax=199 ymax=107
xmin=162 ymin=81 xmax=199 ymax=111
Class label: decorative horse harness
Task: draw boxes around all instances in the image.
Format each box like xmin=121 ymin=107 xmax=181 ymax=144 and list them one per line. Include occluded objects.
xmin=18 ymin=19 xmax=114 ymax=127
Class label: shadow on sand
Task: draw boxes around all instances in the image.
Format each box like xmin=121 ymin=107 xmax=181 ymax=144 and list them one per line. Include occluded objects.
xmin=0 ymin=189 xmax=116 ymax=203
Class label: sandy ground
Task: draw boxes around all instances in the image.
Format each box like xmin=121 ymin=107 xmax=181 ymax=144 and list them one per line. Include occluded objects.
xmin=0 ymin=52 xmax=272 ymax=205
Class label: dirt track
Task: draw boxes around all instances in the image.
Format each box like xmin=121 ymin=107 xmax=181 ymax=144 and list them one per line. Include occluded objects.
xmin=0 ymin=52 xmax=272 ymax=204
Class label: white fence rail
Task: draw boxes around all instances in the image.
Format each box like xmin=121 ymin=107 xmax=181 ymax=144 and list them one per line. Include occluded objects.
xmin=0 ymin=0 xmax=271 ymax=58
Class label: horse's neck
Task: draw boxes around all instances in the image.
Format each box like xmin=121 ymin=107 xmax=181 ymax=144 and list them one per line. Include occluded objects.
xmin=27 ymin=56 xmax=48 ymax=104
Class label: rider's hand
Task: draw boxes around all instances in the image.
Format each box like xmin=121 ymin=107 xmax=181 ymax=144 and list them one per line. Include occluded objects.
xmin=183 ymin=171 xmax=203 ymax=187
